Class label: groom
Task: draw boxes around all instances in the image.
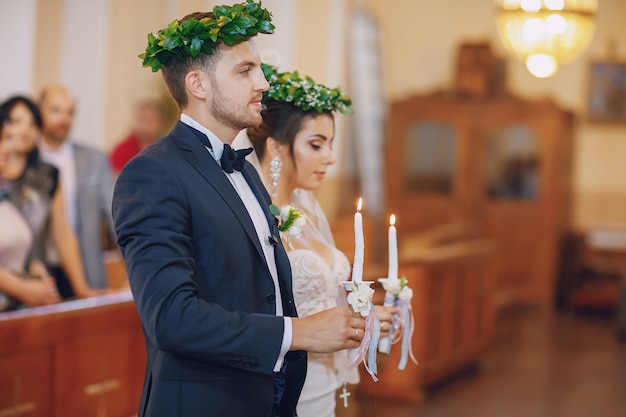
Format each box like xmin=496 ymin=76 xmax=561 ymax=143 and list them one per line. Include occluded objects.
xmin=112 ymin=2 xmax=366 ymax=417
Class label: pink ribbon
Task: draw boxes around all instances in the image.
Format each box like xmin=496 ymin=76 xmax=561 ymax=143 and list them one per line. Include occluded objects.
xmin=345 ymin=307 xmax=379 ymax=382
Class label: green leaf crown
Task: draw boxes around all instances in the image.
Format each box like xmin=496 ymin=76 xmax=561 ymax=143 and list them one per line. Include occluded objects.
xmin=261 ymin=63 xmax=353 ymax=115
xmin=140 ymin=0 xmax=274 ymax=72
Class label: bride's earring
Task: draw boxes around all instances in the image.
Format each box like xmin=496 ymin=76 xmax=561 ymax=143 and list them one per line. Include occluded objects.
xmin=270 ymin=156 xmax=283 ymax=198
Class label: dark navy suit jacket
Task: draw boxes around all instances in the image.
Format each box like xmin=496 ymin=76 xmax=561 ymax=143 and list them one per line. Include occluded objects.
xmin=112 ymin=121 xmax=306 ymax=417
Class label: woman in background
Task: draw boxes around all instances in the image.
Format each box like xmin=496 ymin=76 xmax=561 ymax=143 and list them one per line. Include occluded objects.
xmin=247 ymin=64 xmax=398 ymax=417
xmin=0 ymin=96 xmax=101 ymax=299
xmin=0 ymin=104 xmax=60 ymax=311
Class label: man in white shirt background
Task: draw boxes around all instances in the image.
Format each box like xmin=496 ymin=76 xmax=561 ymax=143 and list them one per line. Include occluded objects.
xmin=39 ymin=85 xmax=116 ymax=296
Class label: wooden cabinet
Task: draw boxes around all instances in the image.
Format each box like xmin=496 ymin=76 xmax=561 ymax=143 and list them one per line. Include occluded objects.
xmin=386 ymin=92 xmax=574 ymax=309
xmin=0 ymin=291 xmax=145 ymax=417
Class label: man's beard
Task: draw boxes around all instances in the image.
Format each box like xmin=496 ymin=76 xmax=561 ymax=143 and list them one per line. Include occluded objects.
xmin=45 ymin=127 xmax=70 ymax=144
xmin=209 ymin=78 xmax=262 ymax=131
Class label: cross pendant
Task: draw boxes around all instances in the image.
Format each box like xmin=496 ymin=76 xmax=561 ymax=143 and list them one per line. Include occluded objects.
xmin=340 ymin=382 xmax=351 ymax=408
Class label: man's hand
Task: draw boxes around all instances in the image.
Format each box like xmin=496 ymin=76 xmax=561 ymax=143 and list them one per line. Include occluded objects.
xmin=290 ymin=306 xmax=366 ymax=353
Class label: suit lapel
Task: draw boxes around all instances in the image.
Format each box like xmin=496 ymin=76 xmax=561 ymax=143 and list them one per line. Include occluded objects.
xmin=171 ymin=122 xmax=271 ymax=274
xmin=242 ymin=164 xmax=296 ymax=317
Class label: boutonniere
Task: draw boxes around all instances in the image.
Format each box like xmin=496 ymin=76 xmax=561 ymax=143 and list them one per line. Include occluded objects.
xmin=269 ymin=204 xmax=307 ymax=241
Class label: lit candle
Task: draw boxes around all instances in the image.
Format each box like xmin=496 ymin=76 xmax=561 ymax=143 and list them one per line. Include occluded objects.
xmin=351 ymin=198 xmax=364 ymax=283
xmin=388 ymin=214 xmax=398 ymax=281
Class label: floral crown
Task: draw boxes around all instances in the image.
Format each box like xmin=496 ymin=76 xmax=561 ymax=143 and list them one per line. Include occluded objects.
xmin=261 ymin=63 xmax=353 ymax=115
xmin=140 ymin=0 xmax=274 ymax=72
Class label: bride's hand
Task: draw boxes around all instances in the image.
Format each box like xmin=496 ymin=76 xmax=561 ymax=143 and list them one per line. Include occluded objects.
xmin=375 ymin=304 xmax=402 ymax=338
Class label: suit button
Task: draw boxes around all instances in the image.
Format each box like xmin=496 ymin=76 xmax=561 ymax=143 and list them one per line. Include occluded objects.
xmin=266 ymin=294 xmax=276 ymax=304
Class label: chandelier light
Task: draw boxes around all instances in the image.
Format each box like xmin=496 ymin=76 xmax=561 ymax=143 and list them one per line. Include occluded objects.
xmin=495 ymin=0 xmax=598 ymax=78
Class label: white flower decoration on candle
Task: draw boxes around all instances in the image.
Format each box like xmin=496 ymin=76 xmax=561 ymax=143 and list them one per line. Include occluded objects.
xmin=398 ymin=286 xmax=413 ymax=301
xmin=381 ymin=278 xmax=402 ymax=296
xmin=381 ymin=276 xmax=412 ymax=302
xmin=347 ymin=282 xmax=375 ymax=317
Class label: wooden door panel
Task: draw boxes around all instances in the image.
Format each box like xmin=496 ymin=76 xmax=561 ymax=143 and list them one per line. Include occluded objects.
xmin=0 ymin=350 xmax=53 ymax=417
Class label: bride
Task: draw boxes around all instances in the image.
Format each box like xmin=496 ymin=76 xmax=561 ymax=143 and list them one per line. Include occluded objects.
xmin=245 ymin=64 xmax=398 ymax=417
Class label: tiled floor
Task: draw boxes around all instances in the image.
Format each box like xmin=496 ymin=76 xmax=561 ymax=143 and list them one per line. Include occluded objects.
xmin=339 ymin=306 xmax=626 ymax=417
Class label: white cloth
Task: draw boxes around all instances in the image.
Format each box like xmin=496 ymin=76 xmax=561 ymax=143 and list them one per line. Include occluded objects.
xmin=180 ymin=114 xmax=291 ymax=371
xmin=39 ymin=139 xmax=77 ymax=231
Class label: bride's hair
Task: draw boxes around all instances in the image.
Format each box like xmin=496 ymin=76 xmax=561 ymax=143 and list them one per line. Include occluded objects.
xmin=247 ymin=100 xmax=334 ymax=163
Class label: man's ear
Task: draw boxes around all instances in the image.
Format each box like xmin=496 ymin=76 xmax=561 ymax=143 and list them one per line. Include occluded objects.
xmin=185 ymin=70 xmax=209 ymax=101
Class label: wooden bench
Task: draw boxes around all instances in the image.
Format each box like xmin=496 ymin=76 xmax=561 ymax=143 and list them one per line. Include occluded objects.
xmin=0 ymin=291 xmax=145 ymax=417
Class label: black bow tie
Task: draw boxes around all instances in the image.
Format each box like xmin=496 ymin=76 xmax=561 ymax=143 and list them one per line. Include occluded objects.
xmin=221 ymin=144 xmax=253 ymax=173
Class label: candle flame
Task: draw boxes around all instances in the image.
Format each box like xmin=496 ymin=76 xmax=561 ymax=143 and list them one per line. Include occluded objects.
xmin=390 ymin=214 xmax=396 ymax=226
xmin=356 ymin=197 xmax=362 ymax=212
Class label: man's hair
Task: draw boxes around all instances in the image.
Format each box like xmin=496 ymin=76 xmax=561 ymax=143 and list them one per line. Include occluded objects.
xmin=160 ymin=12 xmax=221 ymax=110
xmin=142 ymin=1 xmax=275 ymax=109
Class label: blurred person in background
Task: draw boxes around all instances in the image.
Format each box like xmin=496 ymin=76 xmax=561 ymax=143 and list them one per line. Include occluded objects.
xmin=0 ymin=107 xmax=59 ymax=311
xmin=109 ymin=100 xmax=165 ymax=176
xmin=0 ymin=96 xmax=97 ymax=305
xmin=38 ymin=85 xmax=116 ymax=296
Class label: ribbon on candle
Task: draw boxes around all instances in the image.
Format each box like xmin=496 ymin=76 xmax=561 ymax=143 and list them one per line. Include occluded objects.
xmin=397 ymin=300 xmax=418 ymax=370
xmin=345 ymin=305 xmax=380 ymax=382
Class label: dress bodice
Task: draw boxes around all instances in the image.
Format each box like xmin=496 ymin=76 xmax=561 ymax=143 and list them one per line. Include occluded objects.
xmin=286 ymin=234 xmax=359 ymax=394
xmin=0 ymin=199 xmax=34 ymax=312
xmin=0 ymin=200 xmax=32 ymax=272
xmin=288 ymin=247 xmax=350 ymax=318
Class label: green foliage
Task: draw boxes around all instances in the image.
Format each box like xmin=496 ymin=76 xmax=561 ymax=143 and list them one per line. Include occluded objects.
xmin=139 ymin=0 xmax=274 ymax=72
xmin=261 ymin=64 xmax=353 ymax=115
xmin=269 ymin=204 xmax=280 ymax=216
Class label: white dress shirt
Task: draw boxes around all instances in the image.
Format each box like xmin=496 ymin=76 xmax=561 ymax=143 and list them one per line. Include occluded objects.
xmin=39 ymin=139 xmax=77 ymax=231
xmin=180 ymin=114 xmax=292 ymax=371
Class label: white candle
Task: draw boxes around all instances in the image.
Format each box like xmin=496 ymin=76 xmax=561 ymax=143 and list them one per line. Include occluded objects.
xmin=388 ymin=214 xmax=398 ymax=281
xmin=351 ymin=198 xmax=364 ymax=283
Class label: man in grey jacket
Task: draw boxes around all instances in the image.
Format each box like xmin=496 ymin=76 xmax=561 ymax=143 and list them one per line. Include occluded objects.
xmin=39 ymin=85 xmax=116 ymax=296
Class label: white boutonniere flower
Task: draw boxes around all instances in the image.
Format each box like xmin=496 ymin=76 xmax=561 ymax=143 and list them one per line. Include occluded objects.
xmin=347 ymin=282 xmax=375 ymax=317
xmin=270 ymin=204 xmax=307 ymax=240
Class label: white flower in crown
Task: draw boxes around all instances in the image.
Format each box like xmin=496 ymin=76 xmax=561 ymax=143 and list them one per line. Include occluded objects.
xmin=270 ymin=204 xmax=307 ymax=240
xmin=347 ymin=282 xmax=375 ymax=317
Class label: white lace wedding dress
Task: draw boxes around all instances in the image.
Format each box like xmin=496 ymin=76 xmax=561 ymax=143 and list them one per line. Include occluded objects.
xmin=287 ymin=190 xmax=359 ymax=417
